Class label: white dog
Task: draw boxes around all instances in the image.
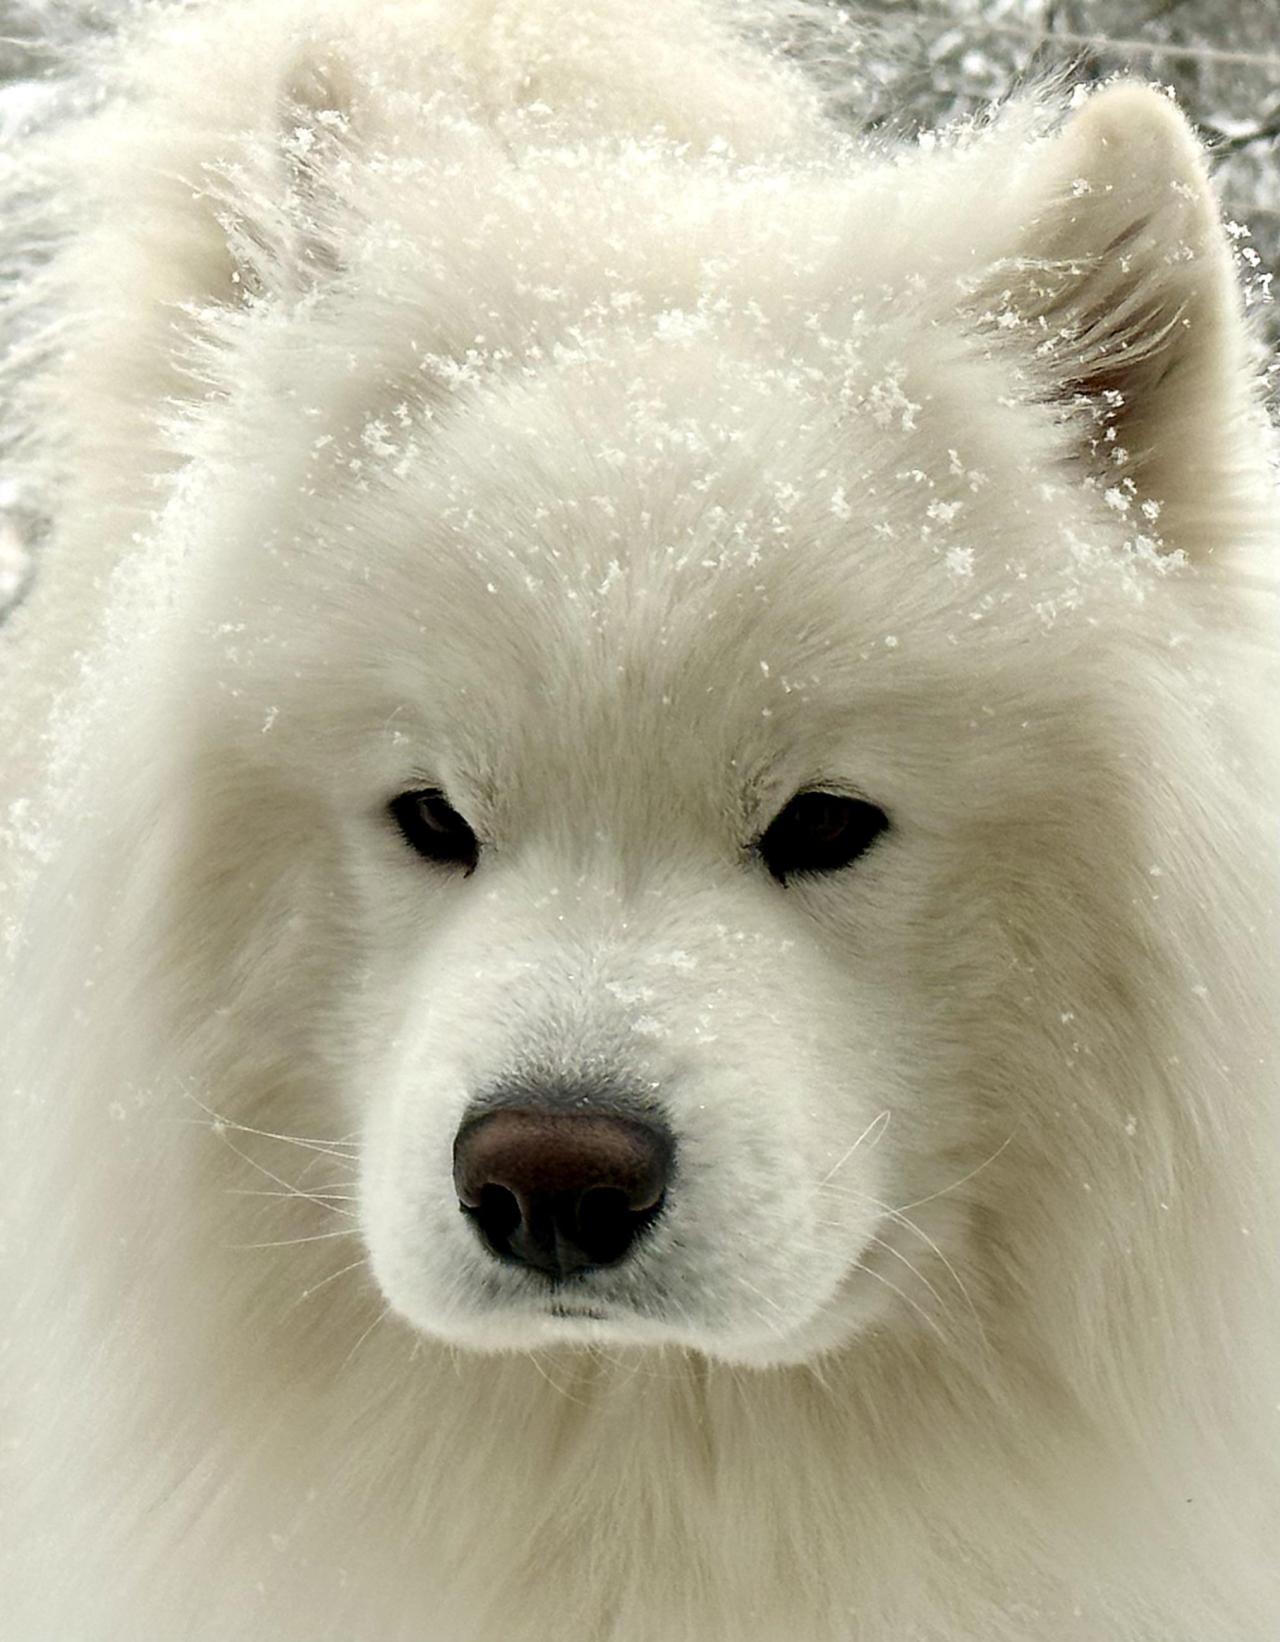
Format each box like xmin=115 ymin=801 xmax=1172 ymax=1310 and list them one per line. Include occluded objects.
xmin=2 ymin=1 xmax=1277 ymax=1637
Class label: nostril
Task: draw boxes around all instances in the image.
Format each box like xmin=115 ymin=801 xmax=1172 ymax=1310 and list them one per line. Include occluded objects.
xmin=575 ymin=1183 xmax=660 ymax=1264
xmin=472 ymin=1183 xmax=523 ymax=1258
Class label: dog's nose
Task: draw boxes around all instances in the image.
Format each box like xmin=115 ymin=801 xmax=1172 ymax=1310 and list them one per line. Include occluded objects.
xmin=453 ymin=1107 xmax=674 ymax=1279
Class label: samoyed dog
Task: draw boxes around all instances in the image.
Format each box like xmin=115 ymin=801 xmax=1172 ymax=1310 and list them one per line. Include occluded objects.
xmin=1 ymin=0 xmax=1277 ymax=1637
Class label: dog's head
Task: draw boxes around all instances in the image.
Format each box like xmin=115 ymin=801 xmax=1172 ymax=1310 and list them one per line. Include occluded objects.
xmin=132 ymin=81 xmax=1264 ymax=1369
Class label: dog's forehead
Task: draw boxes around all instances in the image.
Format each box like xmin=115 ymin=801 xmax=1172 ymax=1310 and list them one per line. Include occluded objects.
xmin=380 ymin=327 xmax=1069 ymax=681
xmin=231 ymin=312 xmax=1117 ymax=798
xmin=319 ymin=339 xmax=1085 ymax=801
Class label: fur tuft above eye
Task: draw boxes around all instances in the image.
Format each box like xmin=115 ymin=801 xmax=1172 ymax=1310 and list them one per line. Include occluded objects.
xmin=388 ymin=789 xmax=480 ymax=874
xmin=756 ymin=792 xmax=889 ymax=885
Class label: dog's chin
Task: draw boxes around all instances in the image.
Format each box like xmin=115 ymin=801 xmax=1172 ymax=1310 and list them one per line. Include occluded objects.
xmin=388 ymin=1287 xmax=866 ymax=1370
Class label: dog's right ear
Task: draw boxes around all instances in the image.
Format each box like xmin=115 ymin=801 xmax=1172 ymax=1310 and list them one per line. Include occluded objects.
xmin=17 ymin=17 xmax=383 ymax=513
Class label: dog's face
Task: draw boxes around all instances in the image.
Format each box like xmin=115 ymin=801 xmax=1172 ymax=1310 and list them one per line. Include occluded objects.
xmin=164 ymin=85 xmax=1235 ymax=1368
xmin=183 ymin=314 xmax=1147 ymax=1369
xmin=340 ymin=343 xmax=1000 ymax=1368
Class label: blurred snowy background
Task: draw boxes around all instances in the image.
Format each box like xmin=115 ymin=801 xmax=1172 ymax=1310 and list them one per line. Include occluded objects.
xmin=2 ymin=0 xmax=1278 ymax=612
xmin=823 ymin=0 xmax=1280 ymax=356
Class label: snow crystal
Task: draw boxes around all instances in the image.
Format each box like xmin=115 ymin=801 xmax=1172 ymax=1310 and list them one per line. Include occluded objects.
xmin=604 ymin=980 xmax=656 ymax=1007
xmin=945 ymin=545 xmax=976 ymax=579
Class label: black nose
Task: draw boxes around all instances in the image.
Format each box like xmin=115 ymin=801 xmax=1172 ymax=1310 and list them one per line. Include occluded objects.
xmin=453 ymin=1106 xmax=675 ymax=1279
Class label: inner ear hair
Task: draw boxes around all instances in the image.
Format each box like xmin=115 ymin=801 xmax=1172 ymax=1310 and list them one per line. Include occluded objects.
xmin=972 ymin=84 xmax=1269 ymax=563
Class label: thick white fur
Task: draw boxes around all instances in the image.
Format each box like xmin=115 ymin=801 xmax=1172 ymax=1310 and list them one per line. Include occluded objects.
xmin=2 ymin=2 xmax=1278 ymax=1638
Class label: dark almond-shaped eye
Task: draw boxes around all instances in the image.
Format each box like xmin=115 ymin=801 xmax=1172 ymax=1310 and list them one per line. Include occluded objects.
xmin=388 ymin=789 xmax=479 ymax=874
xmin=756 ymin=791 xmax=888 ymax=885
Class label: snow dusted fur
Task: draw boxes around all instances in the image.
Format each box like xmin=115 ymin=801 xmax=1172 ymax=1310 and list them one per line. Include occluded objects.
xmin=2 ymin=1 xmax=1279 ymax=1637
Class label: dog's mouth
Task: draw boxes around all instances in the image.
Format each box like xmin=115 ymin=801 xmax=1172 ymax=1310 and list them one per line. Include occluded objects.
xmin=547 ymin=1304 xmax=607 ymax=1321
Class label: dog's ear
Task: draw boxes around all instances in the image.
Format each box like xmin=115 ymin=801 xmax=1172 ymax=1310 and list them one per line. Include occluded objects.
xmin=991 ymin=84 xmax=1267 ymax=561
xmin=218 ymin=42 xmax=362 ymax=297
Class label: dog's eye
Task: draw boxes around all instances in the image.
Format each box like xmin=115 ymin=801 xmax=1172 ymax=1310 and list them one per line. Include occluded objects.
xmin=756 ymin=791 xmax=888 ymax=885
xmin=388 ymin=789 xmax=479 ymax=874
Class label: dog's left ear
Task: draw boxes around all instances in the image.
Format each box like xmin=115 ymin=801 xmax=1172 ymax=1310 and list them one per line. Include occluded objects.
xmin=997 ymin=84 xmax=1267 ymax=561
xmin=219 ymin=43 xmax=361 ymax=296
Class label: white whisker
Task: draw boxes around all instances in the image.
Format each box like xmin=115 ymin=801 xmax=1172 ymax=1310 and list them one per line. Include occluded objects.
xmin=339 ymin=1304 xmax=393 ymax=1373
xmin=818 ymin=1109 xmax=892 ymax=1187
xmin=853 ymin=1263 xmax=950 ymax=1346
xmin=183 ymin=1093 xmax=360 ymax=1159
xmin=894 ymin=1126 xmax=1020 ymax=1213
xmin=290 ymin=1257 xmax=369 ymax=1308
xmin=230 ymin=1228 xmax=359 ymax=1250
